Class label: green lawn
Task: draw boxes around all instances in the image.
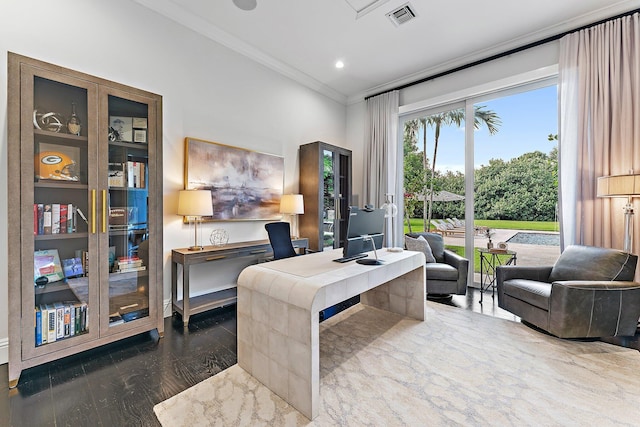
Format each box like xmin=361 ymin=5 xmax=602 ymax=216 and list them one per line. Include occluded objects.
xmin=404 ymin=218 xmax=558 ymax=272
xmin=404 ymin=218 xmax=558 ymax=233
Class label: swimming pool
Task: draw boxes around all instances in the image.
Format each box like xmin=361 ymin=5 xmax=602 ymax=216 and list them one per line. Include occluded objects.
xmin=506 ymin=232 xmax=560 ymax=246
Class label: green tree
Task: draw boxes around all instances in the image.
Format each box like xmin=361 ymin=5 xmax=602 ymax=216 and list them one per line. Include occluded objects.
xmin=403 ymin=120 xmax=430 ymax=232
xmin=423 ymin=106 xmax=501 ymax=230
xmin=474 ymin=150 xmax=557 ymax=221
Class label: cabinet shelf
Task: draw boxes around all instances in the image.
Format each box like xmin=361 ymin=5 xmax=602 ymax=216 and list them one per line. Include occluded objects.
xmin=109 ymin=140 xmax=148 ymax=150
xmin=34 ymin=129 xmax=88 ymax=143
xmin=35 ymin=232 xmax=88 ymax=241
xmin=35 ymin=182 xmax=88 ymax=190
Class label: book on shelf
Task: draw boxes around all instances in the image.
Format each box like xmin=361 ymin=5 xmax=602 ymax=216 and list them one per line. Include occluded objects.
xmin=51 ymin=203 xmax=60 ymax=234
xmin=68 ymin=203 xmax=75 ymax=233
xmin=36 ymin=301 xmax=88 ymax=345
xmin=43 ymin=204 xmax=52 ymax=234
xmin=117 ymin=255 xmax=140 ymax=263
xmin=59 ymin=204 xmax=68 ymax=234
xmin=35 ymin=306 xmax=42 ymax=346
xmin=34 ymin=249 xmax=64 ymax=284
xmin=75 ymin=249 xmax=90 ymax=276
xmin=126 ymin=161 xmax=146 ymax=188
xmin=108 ymin=162 xmax=126 ymax=187
xmin=54 ymin=302 xmax=64 ymax=340
xmin=35 ymin=203 xmax=77 ymax=235
xmin=114 ymin=265 xmax=147 ymax=273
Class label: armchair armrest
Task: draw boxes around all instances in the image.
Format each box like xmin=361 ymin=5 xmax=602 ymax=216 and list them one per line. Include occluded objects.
xmin=496 ymin=265 xmax=553 ymax=283
xmin=552 ymin=280 xmax=640 ymax=290
xmin=444 ymin=250 xmax=469 ymax=294
xmin=549 ymin=280 xmax=640 ymax=337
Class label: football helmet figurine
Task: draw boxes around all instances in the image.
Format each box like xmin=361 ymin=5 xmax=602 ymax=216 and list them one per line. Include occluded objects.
xmin=35 ymin=151 xmax=79 ymax=181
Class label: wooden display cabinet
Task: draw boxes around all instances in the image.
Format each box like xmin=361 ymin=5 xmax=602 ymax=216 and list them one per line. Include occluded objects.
xmin=7 ymin=53 xmax=164 ymax=387
xmin=299 ymin=141 xmax=352 ymax=251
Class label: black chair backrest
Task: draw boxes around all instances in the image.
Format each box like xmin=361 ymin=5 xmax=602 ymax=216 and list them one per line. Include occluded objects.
xmin=265 ymin=222 xmax=297 ymax=260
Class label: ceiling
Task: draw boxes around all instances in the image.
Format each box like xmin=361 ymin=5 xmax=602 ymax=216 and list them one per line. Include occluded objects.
xmin=135 ymin=0 xmax=640 ymax=104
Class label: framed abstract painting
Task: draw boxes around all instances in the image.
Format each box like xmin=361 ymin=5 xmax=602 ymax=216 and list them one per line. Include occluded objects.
xmin=184 ymin=137 xmax=284 ymax=221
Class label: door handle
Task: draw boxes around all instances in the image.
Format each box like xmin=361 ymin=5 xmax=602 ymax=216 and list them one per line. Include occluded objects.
xmin=91 ymin=189 xmax=96 ymax=234
xmin=102 ymin=190 xmax=107 ymax=233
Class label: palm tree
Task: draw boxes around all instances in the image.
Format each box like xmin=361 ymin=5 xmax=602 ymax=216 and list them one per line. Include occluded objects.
xmin=424 ymin=106 xmax=501 ymax=231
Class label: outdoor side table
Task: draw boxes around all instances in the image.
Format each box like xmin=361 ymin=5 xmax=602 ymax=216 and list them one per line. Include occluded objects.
xmin=479 ymin=248 xmax=517 ymax=303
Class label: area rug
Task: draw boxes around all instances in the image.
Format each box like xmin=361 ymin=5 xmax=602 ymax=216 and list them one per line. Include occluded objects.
xmin=154 ymin=302 xmax=640 ymax=426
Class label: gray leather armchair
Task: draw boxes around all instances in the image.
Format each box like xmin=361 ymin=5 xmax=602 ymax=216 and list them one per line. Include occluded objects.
xmin=497 ymin=245 xmax=640 ymax=338
xmin=406 ymin=232 xmax=468 ymax=297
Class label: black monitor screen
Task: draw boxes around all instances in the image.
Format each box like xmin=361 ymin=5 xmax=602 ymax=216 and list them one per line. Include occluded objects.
xmin=342 ymin=206 xmax=385 ymax=258
xmin=346 ymin=206 xmax=385 ymax=238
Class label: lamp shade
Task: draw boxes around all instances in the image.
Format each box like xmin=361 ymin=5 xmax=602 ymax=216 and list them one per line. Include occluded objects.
xmin=279 ymin=194 xmax=304 ymax=214
xmin=177 ymin=190 xmax=213 ymax=217
xmin=597 ymin=174 xmax=640 ymax=197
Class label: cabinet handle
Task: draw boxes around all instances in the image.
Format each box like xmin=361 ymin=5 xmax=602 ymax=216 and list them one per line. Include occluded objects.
xmin=336 ymin=196 xmax=341 ymax=220
xmin=250 ymin=249 xmax=267 ymax=254
xmin=102 ymin=190 xmax=107 ymax=233
xmin=206 ymin=255 xmax=227 ymax=261
xmin=91 ymin=189 xmax=96 ymax=234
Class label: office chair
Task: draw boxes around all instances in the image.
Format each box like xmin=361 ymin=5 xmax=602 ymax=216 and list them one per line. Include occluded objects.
xmin=265 ymin=222 xmax=298 ymax=260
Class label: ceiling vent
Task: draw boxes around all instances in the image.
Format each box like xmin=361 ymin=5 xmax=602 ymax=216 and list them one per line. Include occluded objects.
xmin=386 ymin=3 xmax=416 ymax=26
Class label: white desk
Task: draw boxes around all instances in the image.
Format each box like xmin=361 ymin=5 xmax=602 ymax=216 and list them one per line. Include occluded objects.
xmin=237 ymin=248 xmax=425 ymax=419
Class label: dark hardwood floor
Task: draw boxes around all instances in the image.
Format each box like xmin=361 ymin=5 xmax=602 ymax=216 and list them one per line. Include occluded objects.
xmin=2 ymin=288 xmax=638 ymax=426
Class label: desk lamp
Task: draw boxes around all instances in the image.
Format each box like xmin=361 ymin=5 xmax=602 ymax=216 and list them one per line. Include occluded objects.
xmin=280 ymin=194 xmax=304 ymax=238
xmin=597 ymin=173 xmax=640 ymax=253
xmin=177 ymin=189 xmax=213 ymax=251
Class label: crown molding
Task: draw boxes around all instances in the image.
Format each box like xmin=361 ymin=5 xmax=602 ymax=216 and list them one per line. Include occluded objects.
xmin=133 ymin=0 xmax=347 ymax=105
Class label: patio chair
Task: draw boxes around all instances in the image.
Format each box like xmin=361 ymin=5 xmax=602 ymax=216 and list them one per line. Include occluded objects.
xmin=430 ymin=220 xmax=450 ymax=235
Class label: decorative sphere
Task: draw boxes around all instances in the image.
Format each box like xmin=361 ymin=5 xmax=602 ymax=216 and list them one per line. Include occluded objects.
xmin=209 ymin=229 xmax=229 ymax=246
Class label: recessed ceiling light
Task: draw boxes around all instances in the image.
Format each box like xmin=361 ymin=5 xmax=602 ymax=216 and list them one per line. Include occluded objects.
xmin=335 ymin=60 xmax=345 ymax=69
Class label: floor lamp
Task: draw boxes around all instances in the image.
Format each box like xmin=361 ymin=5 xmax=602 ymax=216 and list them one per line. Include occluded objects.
xmin=177 ymin=189 xmax=213 ymax=251
xmin=280 ymin=194 xmax=304 ymax=238
xmin=597 ymin=174 xmax=640 ymax=253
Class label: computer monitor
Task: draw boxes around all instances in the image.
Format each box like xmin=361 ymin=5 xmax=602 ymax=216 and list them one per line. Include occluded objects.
xmin=342 ymin=206 xmax=385 ymax=262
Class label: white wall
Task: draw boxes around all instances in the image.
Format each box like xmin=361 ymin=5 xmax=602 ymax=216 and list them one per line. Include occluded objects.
xmin=0 ymin=0 xmax=347 ymax=364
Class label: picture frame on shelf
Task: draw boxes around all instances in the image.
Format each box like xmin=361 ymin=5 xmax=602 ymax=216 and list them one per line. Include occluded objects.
xmin=132 ymin=117 xmax=147 ymax=129
xmin=133 ymin=129 xmax=147 ymax=143
xmin=184 ymin=137 xmax=284 ymax=221
xmin=109 ymin=116 xmax=133 ymax=142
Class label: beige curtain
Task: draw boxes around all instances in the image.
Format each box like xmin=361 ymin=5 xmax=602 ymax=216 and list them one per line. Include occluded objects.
xmin=364 ymin=90 xmax=399 ymax=247
xmin=558 ymin=13 xmax=640 ymax=251
xmin=363 ymin=91 xmax=399 ymax=207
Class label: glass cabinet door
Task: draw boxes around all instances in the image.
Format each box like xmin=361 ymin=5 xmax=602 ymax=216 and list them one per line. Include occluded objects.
xmin=322 ymin=148 xmax=351 ymax=250
xmin=24 ymin=67 xmax=99 ymax=358
xmin=99 ymin=89 xmax=158 ymax=333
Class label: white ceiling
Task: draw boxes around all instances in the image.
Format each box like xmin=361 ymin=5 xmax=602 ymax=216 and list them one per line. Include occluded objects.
xmin=135 ymin=0 xmax=640 ymax=104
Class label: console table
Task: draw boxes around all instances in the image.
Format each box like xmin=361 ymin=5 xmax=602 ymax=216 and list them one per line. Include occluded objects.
xmin=171 ymin=238 xmax=308 ymax=328
xmin=237 ymin=248 xmax=425 ymax=419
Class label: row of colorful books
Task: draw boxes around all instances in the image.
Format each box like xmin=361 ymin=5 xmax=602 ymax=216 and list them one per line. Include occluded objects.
xmin=108 ymin=161 xmax=146 ymax=188
xmin=33 ymin=203 xmax=86 ymax=235
xmin=35 ymin=301 xmax=88 ymax=346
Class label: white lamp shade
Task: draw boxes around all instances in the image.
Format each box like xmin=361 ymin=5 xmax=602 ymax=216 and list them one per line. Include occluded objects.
xmin=597 ymin=174 xmax=640 ymax=197
xmin=280 ymin=194 xmax=304 ymax=214
xmin=177 ymin=190 xmax=213 ymax=217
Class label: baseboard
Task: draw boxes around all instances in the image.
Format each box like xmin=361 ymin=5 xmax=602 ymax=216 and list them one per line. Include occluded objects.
xmin=0 ymin=337 xmax=8 ymax=365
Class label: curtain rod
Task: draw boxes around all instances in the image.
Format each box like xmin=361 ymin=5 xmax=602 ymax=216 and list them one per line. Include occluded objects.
xmin=365 ymin=8 xmax=640 ymax=100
